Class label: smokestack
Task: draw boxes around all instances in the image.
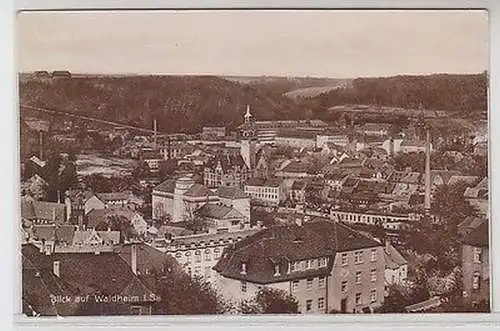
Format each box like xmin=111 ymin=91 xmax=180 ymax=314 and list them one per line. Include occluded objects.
xmin=389 ymin=137 xmax=394 ymax=157
xmin=39 ymin=131 xmax=43 ymax=160
xmin=53 ymin=261 xmax=60 ymax=277
xmin=131 ymin=244 xmax=138 ymax=275
xmin=153 ymin=119 xmax=157 ymax=151
xmin=424 ymin=128 xmax=431 ymax=214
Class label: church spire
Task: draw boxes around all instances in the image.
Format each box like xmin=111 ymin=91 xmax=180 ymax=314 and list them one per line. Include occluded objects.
xmin=244 ymin=105 xmax=252 ymax=123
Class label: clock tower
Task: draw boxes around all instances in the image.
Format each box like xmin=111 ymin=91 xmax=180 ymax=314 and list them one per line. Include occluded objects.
xmin=240 ymin=105 xmax=257 ymax=171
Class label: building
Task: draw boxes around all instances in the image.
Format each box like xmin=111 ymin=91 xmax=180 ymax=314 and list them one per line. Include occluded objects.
xmin=202 ymin=126 xmax=226 ymax=140
xmin=216 ymin=186 xmax=251 ymax=223
xmin=330 ymin=209 xmax=418 ymax=232
xmin=86 ymin=208 xmax=148 ymax=235
xmin=65 ymin=190 xmax=106 ymax=225
xmin=213 ymin=218 xmax=386 ymax=313
xmin=160 ymin=229 xmax=260 ymax=281
xmin=316 ymin=133 xmax=350 ymax=149
xmin=244 ymin=178 xmax=284 ymax=206
xmin=461 ymin=221 xmax=489 ymax=307
xmin=203 ymin=152 xmax=251 ymax=189
xmin=96 ymin=191 xmax=137 ymax=209
xmin=240 ymin=105 xmax=258 ymax=171
xmin=257 ymin=129 xmax=277 ymax=145
xmin=21 ymin=198 xmax=68 ymax=226
xmin=383 ymin=241 xmax=408 ymax=285
xmin=22 ymin=243 xmax=162 ymax=316
xmin=195 ymin=203 xmax=248 ymax=233
xmin=152 ymin=176 xmax=219 ymax=223
xmin=362 ymin=123 xmax=391 ymax=136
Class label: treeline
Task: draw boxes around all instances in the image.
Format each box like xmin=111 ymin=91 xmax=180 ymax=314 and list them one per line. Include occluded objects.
xmin=19 ymin=75 xmax=307 ymax=134
xmin=301 ymin=72 xmax=488 ymax=115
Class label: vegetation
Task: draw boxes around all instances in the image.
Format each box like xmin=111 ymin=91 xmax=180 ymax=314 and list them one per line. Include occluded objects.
xmin=240 ymin=287 xmax=299 ymax=314
xmin=300 ymin=73 xmax=488 ymax=121
xmin=20 ymin=75 xmax=307 ymax=134
xmin=154 ymin=273 xmax=231 ymax=314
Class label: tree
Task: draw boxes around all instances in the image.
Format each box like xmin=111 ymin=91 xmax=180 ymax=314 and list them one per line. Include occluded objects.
xmin=154 ymin=272 xmax=230 ymax=314
xmin=239 ymin=287 xmax=299 ymax=314
xmin=132 ymin=161 xmax=151 ymax=179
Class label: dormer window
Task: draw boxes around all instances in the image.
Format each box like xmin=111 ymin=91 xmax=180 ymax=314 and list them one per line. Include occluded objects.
xmin=274 ymin=264 xmax=280 ymax=276
xmin=241 ymin=262 xmax=247 ymax=275
xmin=318 ymin=257 xmax=327 ymax=267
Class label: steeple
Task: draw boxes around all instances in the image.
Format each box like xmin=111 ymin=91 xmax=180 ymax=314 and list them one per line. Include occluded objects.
xmin=244 ymin=105 xmax=252 ymax=123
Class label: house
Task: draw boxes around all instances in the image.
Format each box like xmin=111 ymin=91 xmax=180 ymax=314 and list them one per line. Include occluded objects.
xmin=216 ymin=186 xmax=251 ymax=222
xmin=464 ymin=177 xmax=488 ymax=216
xmin=152 ymin=175 xmax=219 ymax=223
xmin=195 ymin=203 xmax=248 ymax=233
xmin=316 ymin=133 xmax=350 ymax=149
xmin=244 ymin=178 xmax=284 ymax=206
xmin=362 ymin=123 xmax=391 ymax=136
xmin=213 ymin=218 xmax=386 ymax=314
xmin=65 ymin=190 xmax=106 ymax=225
xmin=203 ymin=152 xmax=251 ymax=189
xmin=22 ymin=243 xmax=160 ymax=316
xmin=290 ymin=180 xmax=308 ymax=204
xmin=461 ymin=221 xmax=489 ymax=307
xmin=86 ymin=208 xmax=148 ymax=235
xmin=21 ymin=198 xmax=68 ymax=226
xmin=96 ymin=191 xmax=136 ymax=209
xmin=162 ymin=229 xmax=260 ymax=281
xmin=383 ymin=241 xmax=408 ymax=285
xmin=202 ymin=126 xmax=226 ymax=140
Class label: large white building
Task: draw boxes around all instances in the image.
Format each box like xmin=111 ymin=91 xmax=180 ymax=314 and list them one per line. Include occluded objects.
xmin=244 ymin=178 xmax=284 ymax=206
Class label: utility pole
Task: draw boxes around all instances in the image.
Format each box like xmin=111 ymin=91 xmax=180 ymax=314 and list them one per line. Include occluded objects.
xmin=424 ymin=126 xmax=432 ymax=215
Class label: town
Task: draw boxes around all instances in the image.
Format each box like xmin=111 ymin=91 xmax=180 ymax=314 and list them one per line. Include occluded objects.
xmin=19 ymin=72 xmax=489 ymax=315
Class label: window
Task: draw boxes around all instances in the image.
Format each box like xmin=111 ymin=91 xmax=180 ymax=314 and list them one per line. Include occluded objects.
xmin=370 ymin=290 xmax=377 ymax=303
xmin=391 ymin=275 xmax=395 ymax=283
xmin=371 ymin=249 xmax=377 ymax=262
xmin=355 ymin=271 xmax=362 ymax=284
xmin=318 ymin=276 xmax=326 ymax=288
xmin=354 ymin=251 xmax=363 ymax=264
xmin=341 ymin=253 xmax=348 ymax=266
xmin=241 ymin=281 xmax=247 ymax=292
xmin=473 ymin=247 xmax=482 ymax=263
xmin=205 ymin=249 xmax=211 ymax=261
xmin=274 ymin=264 xmax=280 ymax=276
xmin=370 ymin=269 xmax=377 ymax=282
xmin=205 ymin=266 xmax=211 ymax=278
xmin=292 ymin=280 xmax=299 ymax=292
xmin=306 ymin=278 xmax=313 ymax=290
xmin=318 ymin=297 xmax=325 ymax=310
xmin=300 ymin=261 xmax=306 ymax=270
xmin=185 ymin=252 xmax=192 ymax=263
xmin=194 ymin=266 xmax=201 ymax=275
xmin=187 ymin=267 xmax=192 ymax=276
xmin=175 ymin=252 xmax=182 ymax=258
xmin=306 ymin=260 xmax=312 ymax=269
xmin=214 ymin=248 xmax=221 ymax=259
xmin=341 ymin=281 xmax=347 ymax=294
xmin=318 ymin=257 xmax=327 ymax=267
xmin=355 ymin=293 xmax=362 ymax=305
xmin=306 ymin=299 xmax=313 ymax=312
xmin=472 ymin=272 xmax=481 ymax=290
xmin=195 ymin=250 xmax=201 ymax=263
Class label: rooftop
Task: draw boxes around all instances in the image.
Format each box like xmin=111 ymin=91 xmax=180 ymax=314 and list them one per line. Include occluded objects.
xmin=214 ymin=218 xmax=382 ymax=284
xmin=245 ymin=177 xmax=283 ymax=187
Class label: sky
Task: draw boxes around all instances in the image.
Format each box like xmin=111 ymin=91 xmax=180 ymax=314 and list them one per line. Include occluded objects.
xmin=17 ymin=10 xmax=489 ymax=78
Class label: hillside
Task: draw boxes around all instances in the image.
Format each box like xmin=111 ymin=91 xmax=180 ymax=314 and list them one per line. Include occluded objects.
xmin=300 ymin=73 xmax=488 ymax=119
xmin=19 ymin=75 xmax=309 ymax=134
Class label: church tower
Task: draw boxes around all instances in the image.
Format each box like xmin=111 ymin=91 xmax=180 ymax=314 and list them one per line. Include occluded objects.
xmin=240 ymin=105 xmax=257 ymax=172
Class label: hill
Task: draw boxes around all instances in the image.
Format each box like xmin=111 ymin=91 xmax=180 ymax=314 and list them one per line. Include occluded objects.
xmin=19 ymin=75 xmax=309 ymax=134
xmin=300 ymin=73 xmax=488 ymax=119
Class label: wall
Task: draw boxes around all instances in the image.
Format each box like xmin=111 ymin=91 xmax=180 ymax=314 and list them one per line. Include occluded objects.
xmin=328 ymin=247 xmax=385 ymax=313
xmin=85 ymin=196 xmax=106 ymax=215
xmin=275 ymin=137 xmax=315 ymax=149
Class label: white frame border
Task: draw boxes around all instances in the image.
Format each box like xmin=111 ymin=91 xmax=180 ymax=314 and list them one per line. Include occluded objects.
xmin=3 ymin=1 xmax=500 ymax=330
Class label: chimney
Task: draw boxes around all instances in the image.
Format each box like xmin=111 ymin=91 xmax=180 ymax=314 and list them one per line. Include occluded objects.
xmin=424 ymin=128 xmax=432 ymax=214
xmin=385 ymin=238 xmax=391 ymax=251
xmin=52 ymin=208 xmax=56 ymax=223
xmin=53 ymin=260 xmax=60 ymax=277
xmin=240 ymin=262 xmax=247 ymax=275
xmin=131 ymin=244 xmax=138 ymax=275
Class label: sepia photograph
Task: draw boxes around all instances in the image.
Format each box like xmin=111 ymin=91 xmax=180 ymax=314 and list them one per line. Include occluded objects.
xmin=17 ymin=9 xmax=489 ymax=316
